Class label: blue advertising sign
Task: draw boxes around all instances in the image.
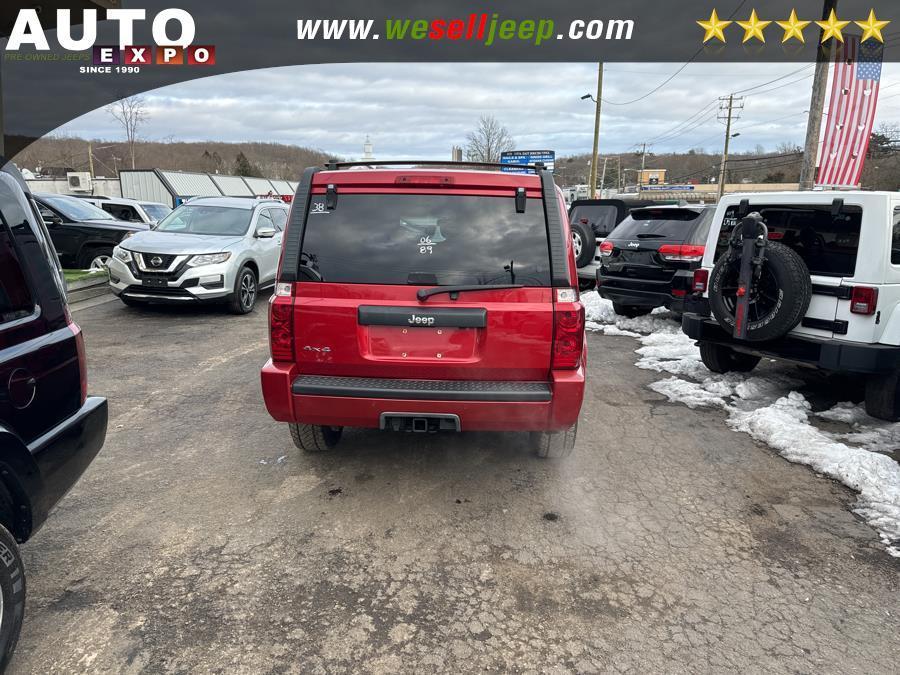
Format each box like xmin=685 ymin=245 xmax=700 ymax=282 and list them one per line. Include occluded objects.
xmin=500 ymin=150 xmax=555 ymax=173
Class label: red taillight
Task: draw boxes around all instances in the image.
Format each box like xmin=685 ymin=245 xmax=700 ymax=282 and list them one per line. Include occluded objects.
xmin=767 ymin=231 xmax=784 ymax=240
xmin=658 ymin=244 xmax=705 ymax=262
xmin=269 ymin=285 xmax=295 ymax=362
xmin=65 ymin=308 xmax=87 ymax=406
xmin=599 ymin=241 xmax=614 ymax=257
xmin=850 ymin=286 xmax=878 ymax=315
xmin=692 ymin=269 xmax=709 ymax=293
xmin=553 ymin=289 xmax=585 ymax=370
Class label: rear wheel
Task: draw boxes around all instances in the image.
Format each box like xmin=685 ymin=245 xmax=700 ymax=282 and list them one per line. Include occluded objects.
xmin=699 ymin=341 xmax=761 ymax=374
xmin=612 ymin=302 xmax=651 ymax=318
xmin=289 ymin=423 xmax=343 ymax=452
xmin=864 ymin=372 xmax=900 ymax=422
xmin=578 ymin=278 xmax=597 ymax=293
xmin=531 ymin=423 xmax=577 ymax=459
xmin=0 ymin=525 xmax=25 ymax=672
xmin=228 ymin=266 xmax=258 ymax=314
xmin=571 ymin=222 xmax=596 ymax=268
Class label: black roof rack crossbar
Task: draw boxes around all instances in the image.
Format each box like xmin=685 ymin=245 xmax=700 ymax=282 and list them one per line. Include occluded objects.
xmin=323 ymin=159 xmax=548 ymax=174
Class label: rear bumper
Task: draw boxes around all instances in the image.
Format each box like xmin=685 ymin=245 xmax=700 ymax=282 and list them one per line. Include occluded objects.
xmin=597 ymin=270 xmax=691 ymax=311
xmin=577 ymin=261 xmax=600 ymax=280
xmin=261 ymin=363 xmax=584 ymax=431
xmin=26 ymin=396 xmax=107 ymax=534
xmin=682 ymin=313 xmax=900 ymax=374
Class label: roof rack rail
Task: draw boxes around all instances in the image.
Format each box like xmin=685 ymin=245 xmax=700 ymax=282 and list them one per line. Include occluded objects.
xmin=322 ymin=159 xmax=548 ymax=174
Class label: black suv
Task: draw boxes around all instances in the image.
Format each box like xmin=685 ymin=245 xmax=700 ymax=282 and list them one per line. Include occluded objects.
xmin=0 ymin=166 xmax=107 ymax=668
xmin=597 ymin=205 xmax=715 ymax=317
xmin=569 ymin=198 xmax=658 ymax=291
xmin=34 ymin=193 xmax=148 ymax=269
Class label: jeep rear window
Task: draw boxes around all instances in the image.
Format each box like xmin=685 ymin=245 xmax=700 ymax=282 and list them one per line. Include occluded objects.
xmin=0 ymin=221 xmax=34 ymax=324
xmin=610 ymin=208 xmax=713 ymax=244
xmin=569 ymin=205 xmax=618 ymax=238
xmin=299 ymin=194 xmax=552 ymax=286
xmin=716 ymin=204 xmax=861 ymax=277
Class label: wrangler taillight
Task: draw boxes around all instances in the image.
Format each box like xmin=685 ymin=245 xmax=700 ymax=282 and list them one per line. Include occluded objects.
xmin=65 ymin=306 xmax=87 ymax=406
xmin=269 ymin=284 xmax=295 ymax=362
xmin=850 ymin=286 xmax=878 ymax=315
xmin=599 ymin=241 xmax=614 ymax=257
xmin=553 ymin=289 xmax=585 ymax=370
xmin=692 ymin=269 xmax=709 ymax=293
xmin=658 ymin=244 xmax=705 ymax=262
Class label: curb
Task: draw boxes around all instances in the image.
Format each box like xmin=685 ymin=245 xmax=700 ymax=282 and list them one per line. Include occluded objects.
xmin=66 ymin=273 xmax=112 ymax=304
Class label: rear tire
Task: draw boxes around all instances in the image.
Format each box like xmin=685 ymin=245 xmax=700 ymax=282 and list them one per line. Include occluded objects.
xmin=613 ymin=302 xmax=651 ymax=318
xmin=0 ymin=525 xmax=25 ymax=672
xmin=571 ymin=222 xmax=596 ymax=268
xmin=289 ymin=423 xmax=343 ymax=452
xmin=532 ymin=423 xmax=577 ymax=459
xmin=864 ymin=372 xmax=900 ymax=422
xmin=699 ymin=341 xmax=761 ymax=374
xmin=578 ymin=278 xmax=597 ymax=293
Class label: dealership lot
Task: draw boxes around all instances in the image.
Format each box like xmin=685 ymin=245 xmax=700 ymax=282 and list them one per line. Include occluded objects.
xmin=9 ymin=299 xmax=898 ymax=673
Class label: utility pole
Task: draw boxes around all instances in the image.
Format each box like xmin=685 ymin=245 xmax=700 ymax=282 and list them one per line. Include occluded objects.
xmin=799 ymin=0 xmax=838 ymax=190
xmin=588 ymin=62 xmax=604 ymax=198
xmin=717 ymin=94 xmax=743 ymax=200
xmin=637 ymin=143 xmax=648 ymax=195
xmin=617 ymin=155 xmax=622 ymax=193
xmin=88 ymin=141 xmax=95 ymax=178
xmin=599 ymin=156 xmax=608 ymax=195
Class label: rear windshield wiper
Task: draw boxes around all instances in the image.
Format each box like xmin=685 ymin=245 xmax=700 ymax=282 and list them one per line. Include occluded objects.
xmin=417 ymin=284 xmax=524 ymax=301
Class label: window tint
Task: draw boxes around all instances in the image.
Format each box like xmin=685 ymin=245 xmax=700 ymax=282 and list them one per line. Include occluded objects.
xmin=270 ymin=208 xmax=287 ymax=231
xmin=569 ymin=204 xmax=619 ymax=237
xmin=0 ymin=219 xmax=34 ymax=324
xmin=155 ymin=205 xmax=251 ymax=236
xmin=300 ymin=194 xmax=551 ymax=286
xmin=38 ymin=194 xmax=115 ymax=221
xmin=892 ymin=207 xmax=900 ymax=265
xmin=611 ymin=208 xmax=713 ymax=243
xmin=717 ymin=204 xmax=862 ymax=277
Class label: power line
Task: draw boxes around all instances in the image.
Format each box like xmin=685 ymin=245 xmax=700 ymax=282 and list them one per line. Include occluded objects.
xmin=646 ymin=99 xmax=719 ymax=144
xmin=649 ymin=110 xmax=720 ymax=146
xmin=731 ymin=64 xmax=816 ymax=96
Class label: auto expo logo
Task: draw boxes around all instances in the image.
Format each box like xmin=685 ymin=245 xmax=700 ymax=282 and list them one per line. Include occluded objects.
xmin=4 ymin=8 xmax=216 ymax=71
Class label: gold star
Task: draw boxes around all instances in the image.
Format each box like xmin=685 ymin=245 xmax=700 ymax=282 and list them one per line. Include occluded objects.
xmin=697 ymin=8 xmax=732 ymax=43
xmin=855 ymin=9 xmax=890 ymax=43
xmin=776 ymin=9 xmax=811 ymax=43
xmin=736 ymin=9 xmax=772 ymax=43
xmin=815 ymin=9 xmax=851 ymax=43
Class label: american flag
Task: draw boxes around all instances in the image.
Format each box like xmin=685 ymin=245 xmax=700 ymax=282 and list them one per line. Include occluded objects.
xmin=816 ymin=37 xmax=883 ymax=187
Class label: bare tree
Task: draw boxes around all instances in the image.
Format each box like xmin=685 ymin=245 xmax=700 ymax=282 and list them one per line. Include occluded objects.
xmin=106 ymin=96 xmax=149 ymax=169
xmin=465 ymin=115 xmax=515 ymax=163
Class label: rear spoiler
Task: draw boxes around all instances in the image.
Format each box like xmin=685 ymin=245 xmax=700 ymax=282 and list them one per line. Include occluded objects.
xmin=279 ymin=162 xmax=570 ymax=287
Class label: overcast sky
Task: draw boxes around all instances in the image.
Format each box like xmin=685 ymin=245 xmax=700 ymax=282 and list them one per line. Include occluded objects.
xmin=53 ymin=62 xmax=900 ymax=159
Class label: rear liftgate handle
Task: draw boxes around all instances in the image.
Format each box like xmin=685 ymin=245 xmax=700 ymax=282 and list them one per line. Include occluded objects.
xmin=731 ymin=212 xmax=768 ymax=340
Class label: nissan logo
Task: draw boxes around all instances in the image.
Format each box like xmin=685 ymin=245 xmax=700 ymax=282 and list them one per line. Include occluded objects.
xmin=150 ymin=256 xmax=163 ymax=267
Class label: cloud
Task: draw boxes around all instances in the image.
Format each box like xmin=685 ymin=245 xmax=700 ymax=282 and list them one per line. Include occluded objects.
xmin=53 ymin=62 xmax=900 ymax=158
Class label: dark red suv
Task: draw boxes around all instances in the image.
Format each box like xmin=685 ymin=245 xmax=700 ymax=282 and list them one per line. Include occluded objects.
xmin=260 ymin=161 xmax=586 ymax=458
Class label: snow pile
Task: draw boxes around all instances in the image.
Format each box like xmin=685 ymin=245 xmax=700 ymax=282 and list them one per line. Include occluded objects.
xmin=583 ymin=291 xmax=900 ymax=556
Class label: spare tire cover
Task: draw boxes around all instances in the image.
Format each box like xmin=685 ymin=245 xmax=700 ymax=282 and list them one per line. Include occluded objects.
xmin=709 ymin=241 xmax=812 ymax=342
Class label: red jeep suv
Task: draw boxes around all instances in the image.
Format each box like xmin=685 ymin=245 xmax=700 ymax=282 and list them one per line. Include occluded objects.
xmin=260 ymin=161 xmax=586 ymax=457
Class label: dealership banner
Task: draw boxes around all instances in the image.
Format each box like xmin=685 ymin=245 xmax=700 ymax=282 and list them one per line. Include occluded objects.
xmin=0 ymin=0 xmax=898 ymax=157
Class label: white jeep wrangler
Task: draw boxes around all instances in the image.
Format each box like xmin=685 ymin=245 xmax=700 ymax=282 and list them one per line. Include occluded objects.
xmin=682 ymin=190 xmax=900 ymax=421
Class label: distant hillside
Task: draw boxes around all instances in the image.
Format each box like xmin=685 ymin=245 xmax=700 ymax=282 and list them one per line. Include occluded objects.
xmin=12 ymin=137 xmax=333 ymax=181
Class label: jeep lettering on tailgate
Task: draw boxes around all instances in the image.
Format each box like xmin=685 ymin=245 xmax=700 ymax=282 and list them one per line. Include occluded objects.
xmin=408 ymin=314 xmax=435 ymax=326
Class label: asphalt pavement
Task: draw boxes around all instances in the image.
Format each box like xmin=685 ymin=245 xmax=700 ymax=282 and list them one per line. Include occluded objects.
xmin=8 ymin=296 xmax=899 ymax=673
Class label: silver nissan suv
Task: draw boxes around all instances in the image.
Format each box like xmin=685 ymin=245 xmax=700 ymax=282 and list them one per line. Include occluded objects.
xmin=107 ymin=197 xmax=288 ymax=314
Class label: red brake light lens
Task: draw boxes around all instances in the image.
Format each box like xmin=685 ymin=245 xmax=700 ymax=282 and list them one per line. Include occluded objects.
xmin=65 ymin=308 xmax=87 ymax=406
xmin=692 ymin=269 xmax=709 ymax=293
xmin=269 ymin=293 xmax=295 ymax=362
xmin=658 ymin=244 xmax=705 ymax=262
xmin=850 ymin=286 xmax=878 ymax=315
xmin=599 ymin=241 xmax=614 ymax=257
xmin=552 ymin=292 xmax=585 ymax=370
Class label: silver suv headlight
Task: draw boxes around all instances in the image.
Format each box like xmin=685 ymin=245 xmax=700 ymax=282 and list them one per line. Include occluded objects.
xmin=188 ymin=252 xmax=231 ymax=267
xmin=113 ymin=247 xmax=133 ymax=263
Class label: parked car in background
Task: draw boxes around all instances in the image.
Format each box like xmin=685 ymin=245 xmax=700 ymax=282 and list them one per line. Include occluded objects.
xmin=682 ymin=191 xmax=900 ymax=421
xmin=261 ymin=161 xmax=586 ymax=458
xmin=569 ymin=198 xmax=658 ymax=291
xmin=33 ymin=193 xmax=148 ymax=269
xmin=598 ymin=204 xmax=715 ymax=317
xmin=107 ymin=196 xmax=288 ymax=313
xmin=0 ymin=165 xmax=108 ymax=670
xmin=76 ymin=196 xmax=172 ymax=225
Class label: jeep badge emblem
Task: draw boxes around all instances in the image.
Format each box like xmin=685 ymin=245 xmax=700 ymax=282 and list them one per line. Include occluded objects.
xmin=409 ymin=314 xmax=436 ymax=326
xmin=150 ymin=256 xmax=163 ymax=267
xmin=628 ymin=241 xmax=639 ymax=249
